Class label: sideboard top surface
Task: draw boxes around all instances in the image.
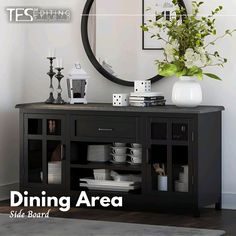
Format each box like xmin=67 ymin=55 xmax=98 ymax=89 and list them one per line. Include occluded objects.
xmin=15 ymin=103 xmax=225 ymax=114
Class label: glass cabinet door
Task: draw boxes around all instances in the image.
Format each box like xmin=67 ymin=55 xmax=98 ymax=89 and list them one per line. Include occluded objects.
xmin=24 ymin=114 xmax=66 ymax=189
xmin=147 ymin=118 xmax=193 ymax=194
xmin=27 ymin=139 xmax=43 ymax=183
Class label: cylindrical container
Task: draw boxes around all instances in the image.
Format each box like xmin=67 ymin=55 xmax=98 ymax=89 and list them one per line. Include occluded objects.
xmin=158 ymin=176 xmax=168 ymax=191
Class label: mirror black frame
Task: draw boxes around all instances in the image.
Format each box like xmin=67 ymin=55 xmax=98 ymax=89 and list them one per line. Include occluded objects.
xmin=81 ymin=0 xmax=187 ymax=87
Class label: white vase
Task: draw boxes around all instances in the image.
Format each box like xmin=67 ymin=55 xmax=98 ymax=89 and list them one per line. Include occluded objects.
xmin=172 ymin=76 xmax=202 ymax=107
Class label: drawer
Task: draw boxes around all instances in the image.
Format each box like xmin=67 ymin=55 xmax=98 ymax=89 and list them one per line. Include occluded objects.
xmin=72 ymin=116 xmax=138 ymax=139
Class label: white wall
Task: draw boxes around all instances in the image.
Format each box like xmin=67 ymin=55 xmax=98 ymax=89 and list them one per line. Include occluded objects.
xmin=0 ymin=0 xmax=25 ymax=198
xmin=21 ymin=0 xmax=132 ymax=103
xmin=1 ymin=0 xmax=235 ymax=208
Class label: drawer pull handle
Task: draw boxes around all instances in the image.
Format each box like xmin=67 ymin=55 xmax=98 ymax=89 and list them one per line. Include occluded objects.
xmin=98 ymin=128 xmax=113 ymax=132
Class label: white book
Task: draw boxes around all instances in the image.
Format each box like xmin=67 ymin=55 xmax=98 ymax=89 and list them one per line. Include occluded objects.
xmin=130 ymin=92 xmax=163 ymax=97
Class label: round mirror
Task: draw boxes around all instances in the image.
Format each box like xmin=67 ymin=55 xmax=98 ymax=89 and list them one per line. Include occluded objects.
xmin=81 ymin=0 xmax=186 ymax=86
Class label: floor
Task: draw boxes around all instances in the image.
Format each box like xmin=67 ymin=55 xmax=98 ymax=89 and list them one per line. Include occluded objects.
xmin=0 ymin=200 xmax=235 ymax=235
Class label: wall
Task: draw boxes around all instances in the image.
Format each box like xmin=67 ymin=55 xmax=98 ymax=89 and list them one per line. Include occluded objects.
xmin=1 ymin=0 xmax=235 ymax=208
xmin=0 ymin=0 xmax=25 ymax=199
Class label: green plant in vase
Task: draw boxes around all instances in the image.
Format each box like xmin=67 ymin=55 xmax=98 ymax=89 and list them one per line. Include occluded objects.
xmin=141 ymin=0 xmax=235 ymax=107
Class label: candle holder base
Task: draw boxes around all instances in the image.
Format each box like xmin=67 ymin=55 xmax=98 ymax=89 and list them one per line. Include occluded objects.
xmin=45 ymin=93 xmax=55 ymax=104
xmin=54 ymin=94 xmax=66 ymax=105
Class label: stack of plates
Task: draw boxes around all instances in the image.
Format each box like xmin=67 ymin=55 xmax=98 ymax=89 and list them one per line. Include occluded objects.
xmin=48 ymin=161 xmax=61 ymax=184
xmin=80 ymin=178 xmax=141 ymax=192
xmin=87 ymin=145 xmax=111 ymax=162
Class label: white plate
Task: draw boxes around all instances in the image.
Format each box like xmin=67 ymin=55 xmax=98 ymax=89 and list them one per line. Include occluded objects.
xmin=80 ymin=183 xmax=140 ymax=192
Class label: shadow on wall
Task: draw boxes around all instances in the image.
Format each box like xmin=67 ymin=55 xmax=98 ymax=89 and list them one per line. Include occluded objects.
xmin=0 ymin=109 xmax=19 ymax=185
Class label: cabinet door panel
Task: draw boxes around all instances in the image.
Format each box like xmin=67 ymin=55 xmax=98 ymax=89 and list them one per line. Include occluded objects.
xmin=24 ymin=114 xmax=66 ymax=190
xmin=146 ymin=117 xmax=194 ymax=195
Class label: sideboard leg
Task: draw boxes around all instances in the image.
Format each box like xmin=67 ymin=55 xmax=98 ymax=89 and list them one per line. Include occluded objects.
xmin=193 ymin=208 xmax=201 ymax=217
xmin=215 ymin=197 xmax=222 ymax=211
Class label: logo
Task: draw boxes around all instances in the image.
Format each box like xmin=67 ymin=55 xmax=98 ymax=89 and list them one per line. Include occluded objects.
xmin=6 ymin=7 xmax=71 ymax=23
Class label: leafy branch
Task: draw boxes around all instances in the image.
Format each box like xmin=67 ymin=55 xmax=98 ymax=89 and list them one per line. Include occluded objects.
xmin=141 ymin=0 xmax=236 ymax=80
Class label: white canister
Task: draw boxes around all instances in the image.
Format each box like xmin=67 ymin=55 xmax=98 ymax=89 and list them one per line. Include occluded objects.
xmin=158 ymin=176 xmax=168 ymax=191
xmin=172 ymin=76 xmax=202 ymax=107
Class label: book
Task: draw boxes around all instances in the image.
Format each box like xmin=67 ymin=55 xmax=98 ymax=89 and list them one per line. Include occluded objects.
xmin=129 ymin=96 xmax=165 ymax=101
xmin=130 ymin=100 xmax=166 ymax=107
xmin=130 ymin=92 xmax=163 ymax=97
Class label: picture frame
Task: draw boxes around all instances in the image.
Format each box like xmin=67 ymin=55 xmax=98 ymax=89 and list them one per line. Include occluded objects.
xmin=142 ymin=0 xmax=186 ymax=50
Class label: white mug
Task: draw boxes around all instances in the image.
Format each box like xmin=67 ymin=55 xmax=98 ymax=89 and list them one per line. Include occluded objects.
xmin=130 ymin=156 xmax=142 ymax=164
xmin=129 ymin=148 xmax=142 ymax=156
xmin=113 ymin=142 xmax=126 ymax=147
xmin=112 ymin=155 xmax=126 ymax=163
xmin=111 ymin=147 xmax=127 ymax=155
xmin=131 ymin=143 xmax=142 ymax=148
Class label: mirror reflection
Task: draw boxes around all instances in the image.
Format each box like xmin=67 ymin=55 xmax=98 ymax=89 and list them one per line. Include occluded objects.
xmin=88 ymin=0 xmax=161 ymax=81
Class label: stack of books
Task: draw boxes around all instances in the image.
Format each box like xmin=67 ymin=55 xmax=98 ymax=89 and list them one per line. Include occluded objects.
xmin=129 ymin=92 xmax=166 ymax=107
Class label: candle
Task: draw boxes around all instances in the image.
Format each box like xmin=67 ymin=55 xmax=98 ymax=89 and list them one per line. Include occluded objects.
xmin=56 ymin=58 xmax=63 ymax=68
xmin=48 ymin=48 xmax=55 ymax=58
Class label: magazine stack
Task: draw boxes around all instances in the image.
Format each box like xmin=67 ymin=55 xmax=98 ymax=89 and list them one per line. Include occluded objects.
xmin=129 ymin=92 xmax=166 ymax=107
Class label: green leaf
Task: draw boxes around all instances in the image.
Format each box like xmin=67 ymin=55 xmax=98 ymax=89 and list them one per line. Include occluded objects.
xmin=204 ymin=73 xmax=222 ymax=80
xmin=196 ymin=71 xmax=203 ymax=80
xmin=158 ymin=64 xmax=178 ymax=77
xmin=187 ymin=66 xmax=202 ymax=76
xmin=176 ymin=68 xmax=187 ymax=77
xmin=140 ymin=25 xmax=149 ymax=32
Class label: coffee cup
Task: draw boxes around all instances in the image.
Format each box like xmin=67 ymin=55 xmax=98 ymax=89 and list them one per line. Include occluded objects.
xmin=112 ymin=154 xmax=126 ymax=163
xmin=113 ymin=142 xmax=126 ymax=147
xmin=131 ymin=143 xmax=142 ymax=148
xmin=130 ymin=156 xmax=142 ymax=164
xmin=111 ymin=147 xmax=127 ymax=155
xmin=129 ymin=148 xmax=142 ymax=156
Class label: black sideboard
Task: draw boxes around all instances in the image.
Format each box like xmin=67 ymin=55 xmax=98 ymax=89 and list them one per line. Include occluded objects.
xmin=16 ymin=103 xmax=224 ymax=216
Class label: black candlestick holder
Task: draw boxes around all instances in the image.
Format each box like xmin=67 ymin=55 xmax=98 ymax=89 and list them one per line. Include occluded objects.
xmin=45 ymin=57 xmax=56 ymax=104
xmin=54 ymin=67 xmax=66 ymax=104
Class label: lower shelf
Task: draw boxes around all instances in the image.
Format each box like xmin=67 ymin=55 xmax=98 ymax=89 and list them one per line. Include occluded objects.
xmin=79 ymin=178 xmax=141 ymax=192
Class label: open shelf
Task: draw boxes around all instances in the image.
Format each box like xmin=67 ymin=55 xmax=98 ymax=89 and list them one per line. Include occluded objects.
xmin=71 ymin=141 xmax=113 ymax=164
xmin=70 ymin=168 xmax=142 ymax=194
